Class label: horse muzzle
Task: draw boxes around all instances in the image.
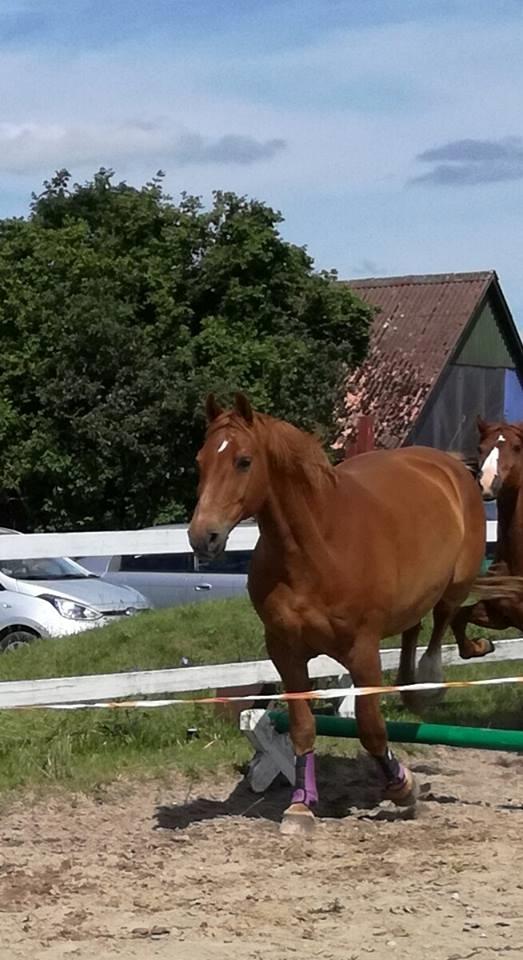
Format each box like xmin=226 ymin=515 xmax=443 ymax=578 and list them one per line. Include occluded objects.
xmin=188 ymin=522 xmax=230 ymax=561
xmin=479 ymin=477 xmax=501 ymax=501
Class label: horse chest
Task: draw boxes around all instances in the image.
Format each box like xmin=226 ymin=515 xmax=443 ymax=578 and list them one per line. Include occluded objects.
xmin=255 ymin=585 xmax=345 ymax=652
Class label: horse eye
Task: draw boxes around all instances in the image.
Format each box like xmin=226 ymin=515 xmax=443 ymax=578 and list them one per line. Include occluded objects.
xmin=236 ymin=456 xmax=252 ymax=471
xmin=514 ymin=444 xmax=521 ymax=454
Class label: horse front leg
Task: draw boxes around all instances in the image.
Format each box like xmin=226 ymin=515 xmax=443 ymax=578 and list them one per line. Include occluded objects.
xmin=346 ymin=635 xmax=418 ymax=806
xmin=266 ymin=633 xmax=318 ymax=836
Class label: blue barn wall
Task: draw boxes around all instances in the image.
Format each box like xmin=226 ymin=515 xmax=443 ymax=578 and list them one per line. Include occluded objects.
xmin=504 ymin=369 xmax=523 ymax=422
xmin=411 ymin=364 xmax=505 ymax=453
xmin=409 ymin=293 xmax=523 ymax=454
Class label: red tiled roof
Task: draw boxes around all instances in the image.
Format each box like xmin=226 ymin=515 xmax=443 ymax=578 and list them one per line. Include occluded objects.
xmin=339 ymin=271 xmax=495 ymax=449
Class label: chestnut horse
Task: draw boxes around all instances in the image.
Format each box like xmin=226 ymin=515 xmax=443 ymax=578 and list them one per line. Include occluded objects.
xmin=451 ymin=417 xmax=523 ymax=637
xmin=189 ymin=395 xmax=514 ymax=835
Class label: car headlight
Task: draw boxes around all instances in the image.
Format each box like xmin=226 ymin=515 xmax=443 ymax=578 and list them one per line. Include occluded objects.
xmin=39 ymin=595 xmax=103 ymax=621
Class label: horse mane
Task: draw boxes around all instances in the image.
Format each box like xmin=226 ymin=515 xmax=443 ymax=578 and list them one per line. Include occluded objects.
xmin=256 ymin=414 xmax=338 ymax=490
xmin=207 ymin=408 xmax=337 ymax=491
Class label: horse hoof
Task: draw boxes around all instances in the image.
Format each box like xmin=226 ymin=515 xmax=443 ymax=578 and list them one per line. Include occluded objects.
xmin=401 ymin=688 xmax=445 ymax=715
xmin=280 ymin=803 xmax=316 ymax=836
xmin=383 ymin=769 xmax=419 ymax=807
xmin=461 ymin=636 xmax=496 ymax=659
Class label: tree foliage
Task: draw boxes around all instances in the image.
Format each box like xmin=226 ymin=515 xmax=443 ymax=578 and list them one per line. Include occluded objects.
xmin=0 ymin=169 xmax=372 ymax=530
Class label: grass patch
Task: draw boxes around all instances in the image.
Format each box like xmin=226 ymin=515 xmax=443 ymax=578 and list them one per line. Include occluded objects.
xmin=0 ymin=704 xmax=252 ymax=796
xmin=0 ymin=599 xmax=263 ymax=795
xmin=382 ymin=659 xmax=523 ymax=730
xmin=0 ymin=598 xmax=521 ymax=797
xmin=0 ymin=598 xmax=265 ymax=682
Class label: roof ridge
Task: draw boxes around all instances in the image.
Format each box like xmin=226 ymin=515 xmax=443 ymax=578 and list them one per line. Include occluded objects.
xmin=346 ymin=271 xmax=494 ymax=288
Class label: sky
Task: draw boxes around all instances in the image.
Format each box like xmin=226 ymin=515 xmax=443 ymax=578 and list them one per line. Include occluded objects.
xmin=1 ymin=0 xmax=522 ymax=321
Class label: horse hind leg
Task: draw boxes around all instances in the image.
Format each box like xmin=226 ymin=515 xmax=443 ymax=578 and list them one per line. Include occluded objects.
xmin=397 ymin=622 xmax=421 ymax=711
xmin=346 ymin=636 xmax=418 ymax=807
xmin=407 ymin=597 xmax=459 ymax=714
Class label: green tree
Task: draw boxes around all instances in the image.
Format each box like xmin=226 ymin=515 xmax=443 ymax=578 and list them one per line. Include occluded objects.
xmin=0 ymin=169 xmax=372 ymax=531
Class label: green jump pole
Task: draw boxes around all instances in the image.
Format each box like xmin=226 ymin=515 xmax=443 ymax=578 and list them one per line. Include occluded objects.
xmin=269 ymin=711 xmax=523 ymax=753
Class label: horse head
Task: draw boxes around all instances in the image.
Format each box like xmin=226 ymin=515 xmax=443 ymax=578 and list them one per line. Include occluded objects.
xmin=188 ymin=393 xmax=267 ymax=560
xmin=477 ymin=416 xmax=523 ymax=499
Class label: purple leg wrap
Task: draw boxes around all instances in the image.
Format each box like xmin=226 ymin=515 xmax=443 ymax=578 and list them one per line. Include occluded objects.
xmin=374 ymin=748 xmax=407 ymax=787
xmin=291 ymin=751 xmax=318 ymax=807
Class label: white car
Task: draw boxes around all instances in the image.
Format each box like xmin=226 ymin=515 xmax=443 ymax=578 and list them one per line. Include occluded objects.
xmin=0 ymin=529 xmax=150 ymax=652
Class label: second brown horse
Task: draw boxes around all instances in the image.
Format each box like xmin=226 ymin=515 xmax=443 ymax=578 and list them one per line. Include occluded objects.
xmin=452 ymin=417 xmax=523 ymax=638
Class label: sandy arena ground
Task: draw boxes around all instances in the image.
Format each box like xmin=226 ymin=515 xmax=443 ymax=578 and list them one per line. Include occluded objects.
xmin=0 ymin=746 xmax=522 ymax=960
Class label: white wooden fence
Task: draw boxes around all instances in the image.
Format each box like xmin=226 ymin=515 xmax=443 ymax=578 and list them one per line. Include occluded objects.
xmin=0 ymin=517 xmax=507 ymax=713
xmin=0 ymin=523 xmax=258 ymax=561
xmin=0 ymin=637 xmax=522 ymax=710
xmin=0 ymin=520 xmax=496 ymax=561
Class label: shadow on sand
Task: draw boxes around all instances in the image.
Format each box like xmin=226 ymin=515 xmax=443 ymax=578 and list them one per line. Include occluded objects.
xmin=154 ymin=753 xmax=427 ymax=832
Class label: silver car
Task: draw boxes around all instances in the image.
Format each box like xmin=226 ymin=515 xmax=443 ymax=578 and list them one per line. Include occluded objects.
xmin=77 ymin=522 xmax=257 ymax=609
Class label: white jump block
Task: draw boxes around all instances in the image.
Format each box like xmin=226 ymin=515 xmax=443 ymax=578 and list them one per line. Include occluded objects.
xmin=240 ymin=708 xmax=296 ymax=792
xmin=317 ymin=673 xmax=356 ymax=718
xmin=240 ymin=676 xmax=356 ymax=793
xmin=336 ymin=687 xmax=356 ymax=718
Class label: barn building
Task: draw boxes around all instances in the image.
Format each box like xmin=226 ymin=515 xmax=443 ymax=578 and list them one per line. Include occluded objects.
xmin=340 ymin=271 xmax=523 ymax=456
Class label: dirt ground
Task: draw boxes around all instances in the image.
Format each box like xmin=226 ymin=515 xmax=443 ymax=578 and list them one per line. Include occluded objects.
xmin=0 ymin=746 xmax=522 ymax=960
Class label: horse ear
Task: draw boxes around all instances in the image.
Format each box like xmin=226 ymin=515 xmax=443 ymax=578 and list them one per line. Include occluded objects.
xmin=476 ymin=415 xmax=488 ymax=437
xmin=205 ymin=394 xmax=223 ymax=423
xmin=234 ymin=392 xmax=254 ymax=424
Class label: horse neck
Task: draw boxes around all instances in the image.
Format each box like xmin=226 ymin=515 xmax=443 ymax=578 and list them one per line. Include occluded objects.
xmin=257 ymin=474 xmax=332 ymax=564
xmin=255 ymin=422 xmax=337 ymax=565
xmin=496 ymin=484 xmax=523 ymax=573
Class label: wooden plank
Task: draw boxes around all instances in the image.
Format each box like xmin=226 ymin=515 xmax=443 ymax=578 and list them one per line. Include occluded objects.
xmin=0 ymin=524 xmax=260 ymax=560
xmin=486 ymin=520 xmax=497 ymax=543
xmin=0 ymin=638 xmax=521 ymax=710
xmin=0 ymin=658 xmax=286 ymax=708
xmin=381 ymin=637 xmax=523 ymax=669
xmin=0 ymin=520 xmax=496 ymax=561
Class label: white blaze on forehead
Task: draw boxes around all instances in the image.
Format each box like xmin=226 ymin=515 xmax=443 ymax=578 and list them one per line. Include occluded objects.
xmin=480 ymin=443 xmax=500 ymax=493
xmin=498 ymin=433 xmax=506 ymax=442
xmin=217 ymin=439 xmax=229 ymax=454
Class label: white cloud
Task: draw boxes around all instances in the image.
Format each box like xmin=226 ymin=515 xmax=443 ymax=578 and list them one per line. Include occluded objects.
xmin=0 ymin=17 xmax=521 ymax=193
xmin=0 ymin=120 xmax=286 ymax=175
xmin=0 ymin=11 xmax=521 ymax=317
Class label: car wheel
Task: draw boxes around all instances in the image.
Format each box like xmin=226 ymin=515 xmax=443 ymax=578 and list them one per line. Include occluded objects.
xmin=0 ymin=629 xmax=38 ymax=652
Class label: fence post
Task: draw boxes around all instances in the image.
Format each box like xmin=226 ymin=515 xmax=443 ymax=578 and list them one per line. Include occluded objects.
xmin=344 ymin=415 xmax=375 ymax=459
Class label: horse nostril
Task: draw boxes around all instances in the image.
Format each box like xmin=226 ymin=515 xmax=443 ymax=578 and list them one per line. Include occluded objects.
xmin=209 ymin=532 xmax=220 ymax=545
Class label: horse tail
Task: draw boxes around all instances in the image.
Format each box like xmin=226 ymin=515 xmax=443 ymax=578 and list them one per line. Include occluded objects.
xmin=466 ymin=574 xmax=523 ymax=604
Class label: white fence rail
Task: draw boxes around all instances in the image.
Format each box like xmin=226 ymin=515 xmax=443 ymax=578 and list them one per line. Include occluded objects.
xmin=0 ymin=521 xmax=497 ymax=561
xmin=0 ymin=637 xmax=522 ymax=710
xmin=0 ymin=524 xmax=259 ymax=560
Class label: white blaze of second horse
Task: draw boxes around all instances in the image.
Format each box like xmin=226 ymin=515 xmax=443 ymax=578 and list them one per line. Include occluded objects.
xmin=480 ymin=445 xmax=499 ymax=494
xmin=217 ymin=439 xmax=229 ymax=453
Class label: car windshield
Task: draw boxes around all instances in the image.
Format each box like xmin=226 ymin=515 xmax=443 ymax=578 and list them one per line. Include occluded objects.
xmin=0 ymin=556 xmax=97 ymax=581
